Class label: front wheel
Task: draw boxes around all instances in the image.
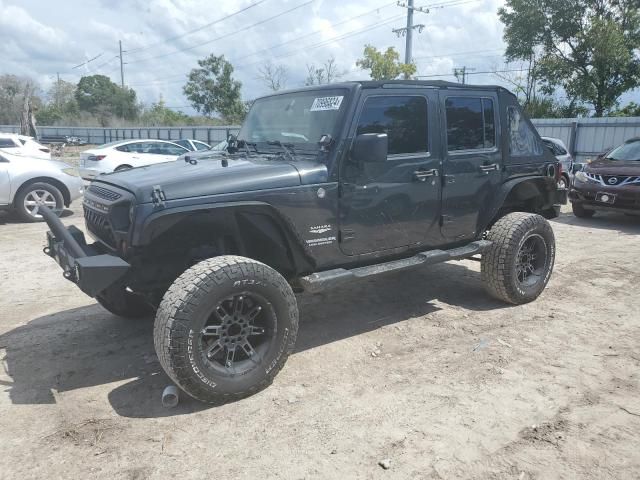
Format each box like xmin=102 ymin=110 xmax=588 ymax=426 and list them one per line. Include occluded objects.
xmin=14 ymin=182 xmax=64 ymax=222
xmin=154 ymin=256 xmax=299 ymax=404
xmin=481 ymin=212 xmax=555 ymax=305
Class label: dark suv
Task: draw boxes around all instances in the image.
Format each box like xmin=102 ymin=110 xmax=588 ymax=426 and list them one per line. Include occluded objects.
xmin=570 ymin=137 xmax=640 ymax=217
xmin=40 ymin=81 xmax=566 ymax=403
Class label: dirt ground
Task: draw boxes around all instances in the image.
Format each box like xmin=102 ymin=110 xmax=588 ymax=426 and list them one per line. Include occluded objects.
xmin=1 ymin=204 xmax=639 ymax=480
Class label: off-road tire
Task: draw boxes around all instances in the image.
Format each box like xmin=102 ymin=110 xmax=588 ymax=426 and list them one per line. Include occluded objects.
xmin=14 ymin=182 xmax=64 ymax=223
xmin=481 ymin=212 xmax=555 ymax=305
xmin=154 ymin=256 xmax=299 ymax=404
xmin=572 ymin=201 xmax=595 ymax=218
xmin=96 ymin=284 xmax=155 ymax=319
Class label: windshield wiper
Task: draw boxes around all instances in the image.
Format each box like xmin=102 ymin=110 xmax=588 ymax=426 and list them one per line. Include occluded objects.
xmin=266 ymin=140 xmax=295 ymax=162
xmin=236 ymin=139 xmax=257 ymax=156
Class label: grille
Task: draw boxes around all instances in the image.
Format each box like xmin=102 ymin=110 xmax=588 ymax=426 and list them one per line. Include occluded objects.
xmin=84 ymin=206 xmax=115 ymax=247
xmin=586 ymin=173 xmax=640 ymax=186
xmin=88 ymin=184 xmax=122 ymax=201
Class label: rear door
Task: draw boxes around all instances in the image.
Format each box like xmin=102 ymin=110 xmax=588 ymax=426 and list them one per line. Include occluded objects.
xmin=339 ymin=89 xmax=442 ymax=255
xmin=440 ymin=92 xmax=502 ymax=242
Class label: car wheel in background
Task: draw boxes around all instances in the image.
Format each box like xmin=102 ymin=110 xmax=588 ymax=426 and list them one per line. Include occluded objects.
xmin=571 ymin=202 xmax=595 ymax=218
xmin=14 ymin=182 xmax=64 ymax=223
xmin=114 ymin=165 xmax=133 ymax=172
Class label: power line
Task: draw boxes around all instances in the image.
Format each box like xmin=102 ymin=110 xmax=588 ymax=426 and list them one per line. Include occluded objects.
xmin=130 ymin=13 xmax=408 ymax=87
xmin=415 ymin=67 xmax=530 ymax=78
xmin=125 ymin=0 xmax=270 ymax=55
xmin=127 ymin=0 xmax=314 ymax=64
xmin=71 ymin=52 xmax=104 ymax=70
xmin=233 ymin=1 xmax=397 ymax=62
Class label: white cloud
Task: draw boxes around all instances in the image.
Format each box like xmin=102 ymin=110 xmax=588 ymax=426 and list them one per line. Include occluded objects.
xmin=1 ymin=0 xmax=637 ymax=113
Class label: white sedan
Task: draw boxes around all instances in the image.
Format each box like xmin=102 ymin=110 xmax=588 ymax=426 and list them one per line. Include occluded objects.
xmin=79 ymin=139 xmax=190 ymax=180
xmin=0 ymin=133 xmax=52 ymax=160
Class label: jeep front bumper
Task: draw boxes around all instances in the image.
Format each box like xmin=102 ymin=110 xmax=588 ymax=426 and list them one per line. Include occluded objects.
xmin=40 ymin=206 xmax=130 ymax=297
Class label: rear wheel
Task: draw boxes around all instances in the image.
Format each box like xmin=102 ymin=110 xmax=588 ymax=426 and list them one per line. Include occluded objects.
xmin=154 ymin=256 xmax=298 ymax=404
xmin=14 ymin=182 xmax=64 ymax=223
xmin=572 ymin=202 xmax=595 ymax=218
xmin=114 ymin=165 xmax=133 ymax=172
xmin=481 ymin=212 xmax=555 ymax=305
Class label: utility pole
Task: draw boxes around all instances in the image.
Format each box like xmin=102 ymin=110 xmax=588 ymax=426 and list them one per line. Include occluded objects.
xmin=119 ymin=40 xmax=125 ymax=88
xmin=453 ymin=66 xmax=476 ymax=84
xmin=393 ymin=1 xmax=428 ymax=79
xmin=56 ymin=72 xmax=60 ymax=107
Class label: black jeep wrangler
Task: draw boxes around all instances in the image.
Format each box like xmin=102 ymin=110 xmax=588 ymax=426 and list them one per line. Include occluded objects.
xmin=41 ymin=81 xmax=566 ymax=403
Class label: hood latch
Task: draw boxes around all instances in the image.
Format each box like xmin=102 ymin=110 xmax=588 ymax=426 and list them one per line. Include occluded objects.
xmin=151 ymin=185 xmax=166 ymax=208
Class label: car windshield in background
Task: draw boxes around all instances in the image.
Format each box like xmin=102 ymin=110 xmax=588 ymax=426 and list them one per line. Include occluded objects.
xmin=606 ymin=140 xmax=640 ymax=161
xmin=238 ymin=89 xmax=348 ymax=150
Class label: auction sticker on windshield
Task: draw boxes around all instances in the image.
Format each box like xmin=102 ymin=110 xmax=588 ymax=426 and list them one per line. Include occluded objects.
xmin=310 ymin=96 xmax=344 ymax=111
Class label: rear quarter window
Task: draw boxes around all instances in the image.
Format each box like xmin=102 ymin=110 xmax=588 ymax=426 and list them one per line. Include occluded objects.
xmin=508 ymin=107 xmax=543 ymax=157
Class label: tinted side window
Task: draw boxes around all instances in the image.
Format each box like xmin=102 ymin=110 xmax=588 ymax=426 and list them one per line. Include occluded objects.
xmin=446 ymin=97 xmax=495 ymax=151
xmin=115 ymin=144 xmax=131 ymax=152
xmin=356 ymin=96 xmax=428 ymax=155
xmin=160 ymin=144 xmax=189 ymax=155
xmin=194 ymin=141 xmax=210 ymax=151
xmin=0 ymin=138 xmax=18 ymax=148
xmin=508 ymin=107 xmax=543 ymax=157
xmin=175 ymin=139 xmax=192 ymax=150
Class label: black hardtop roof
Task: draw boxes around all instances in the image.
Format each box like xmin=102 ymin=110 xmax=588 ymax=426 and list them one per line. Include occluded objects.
xmin=258 ymin=80 xmax=512 ymax=98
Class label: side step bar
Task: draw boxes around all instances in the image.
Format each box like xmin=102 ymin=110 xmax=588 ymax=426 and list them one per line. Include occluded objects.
xmin=299 ymin=240 xmax=492 ymax=293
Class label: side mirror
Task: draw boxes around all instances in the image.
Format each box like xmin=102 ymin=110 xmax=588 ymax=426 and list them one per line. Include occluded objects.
xmin=227 ymin=134 xmax=238 ymax=153
xmin=351 ymin=133 xmax=388 ymax=164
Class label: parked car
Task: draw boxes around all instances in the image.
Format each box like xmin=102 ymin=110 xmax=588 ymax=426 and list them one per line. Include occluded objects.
xmin=41 ymin=80 xmax=566 ymax=404
xmin=174 ymin=139 xmax=211 ymax=151
xmin=0 ymin=133 xmax=51 ymax=160
xmin=78 ymin=139 xmax=190 ymax=180
xmin=541 ymin=136 xmax=573 ymax=188
xmin=0 ymin=150 xmax=84 ymax=222
xmin=39 ymin=134 xmax=87 ymax=146
xmin=570 ymin=137 xmax=640 ymax=218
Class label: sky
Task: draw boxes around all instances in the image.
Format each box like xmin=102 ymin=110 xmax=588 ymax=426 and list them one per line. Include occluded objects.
xmin=0 ymin=0 xmax=636 ymax=115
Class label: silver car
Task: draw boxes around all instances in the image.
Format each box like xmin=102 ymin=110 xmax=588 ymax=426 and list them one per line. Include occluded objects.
xmin=541 ymin=136 xmax=574 ymax=188
xmin=0 ymin=150 xmax=84 ymax=222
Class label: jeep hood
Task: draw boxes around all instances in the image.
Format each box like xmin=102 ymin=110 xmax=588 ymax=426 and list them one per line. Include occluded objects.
xmin=93 ymin=156 xmax=328 ymax=202
xmin=585 ymin=158 xmax=640 ymax=176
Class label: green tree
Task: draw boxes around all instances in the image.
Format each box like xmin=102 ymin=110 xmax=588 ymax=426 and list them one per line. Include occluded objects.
xmin=499 ymin=0 xmax=640 ymax=117
xmin=140 ymin=97 xmax=192 ymax=126
xmin=610 ymin=102 xmax=640 ymax=117
xmin=524 ymin=96 xmax=589 ymax=118
xmin=356 ymin=45 xmax=416 ymax=81
xmin=183 ymin=54 xmax=245 ymax=123
xmin=75 ymin=75 xmax=138 ymax=124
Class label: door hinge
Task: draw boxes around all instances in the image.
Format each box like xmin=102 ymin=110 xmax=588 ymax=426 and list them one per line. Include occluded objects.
xmin=151 ymin=185 xmax=166 ymax=208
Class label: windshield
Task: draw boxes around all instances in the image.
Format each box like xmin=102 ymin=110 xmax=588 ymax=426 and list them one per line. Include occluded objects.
xmin=238 ymin=89 xmax=348 ymax=150
xmin=606 ymin=140 xmax=640 ymax=161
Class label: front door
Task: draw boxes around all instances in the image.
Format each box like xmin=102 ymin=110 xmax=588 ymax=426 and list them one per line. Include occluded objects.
xmin=339 ymin=91 xmax=442 ymax=256
xmin=440 ymin=93 xmax=503 ymax=242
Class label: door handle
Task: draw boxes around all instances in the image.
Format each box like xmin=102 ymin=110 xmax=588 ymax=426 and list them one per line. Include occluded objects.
xmin=479 ymin=163 xmax=499 ymax=174
xmin=413 ymin=169 xmax=439 ymax=182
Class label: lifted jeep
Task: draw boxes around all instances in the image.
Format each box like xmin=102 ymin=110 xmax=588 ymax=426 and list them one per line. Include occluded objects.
xmin=41 ymin=81 xmax=566 ymax=404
